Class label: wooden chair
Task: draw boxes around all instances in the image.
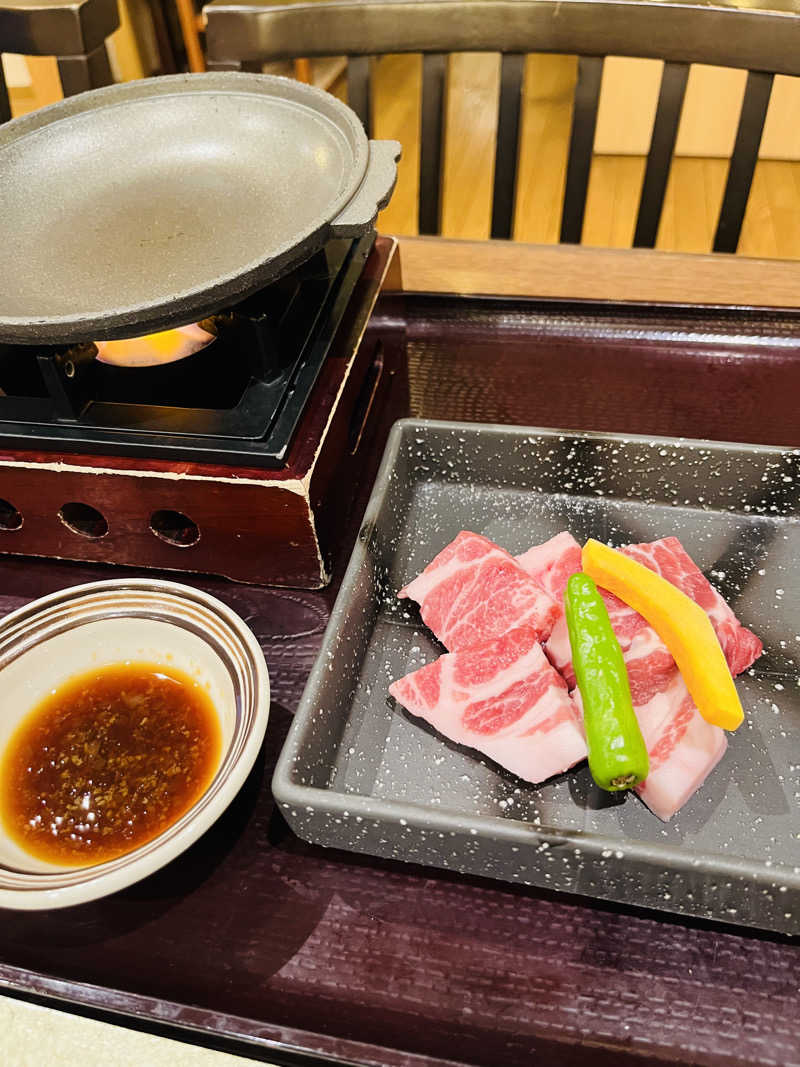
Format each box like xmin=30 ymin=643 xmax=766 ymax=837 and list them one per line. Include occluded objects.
xmin=201 ymin=0 xmax=800 ymax=252
xmin=0 ymin=0 xmax=120 ymax=121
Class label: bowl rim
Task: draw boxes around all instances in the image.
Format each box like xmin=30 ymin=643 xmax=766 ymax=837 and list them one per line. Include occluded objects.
xmin=0 ymin=578 xmax=270 ymax=911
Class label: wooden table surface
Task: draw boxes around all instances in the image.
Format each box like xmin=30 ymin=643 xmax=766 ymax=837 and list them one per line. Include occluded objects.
xmin=392 ymin=235 xmax=800 ymax=308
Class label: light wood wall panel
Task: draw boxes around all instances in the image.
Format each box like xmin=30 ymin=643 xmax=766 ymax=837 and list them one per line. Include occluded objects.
xmin=594 ymin=57 xmax=661 ymax=158
xmin=514 ymin=54 xmax=578 ymax=243
xmin=596 ymin=58 xmax=800 ymax=160
xmin=761 ymin=75 xmax=800 ymax=160
xmin=440 ymin=53 xmax=500 ymax=240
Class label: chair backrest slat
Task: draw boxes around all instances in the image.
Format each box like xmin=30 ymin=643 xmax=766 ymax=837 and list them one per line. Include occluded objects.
xmin=490 ymin=52 xmax=525 ymax=240
xmin=713 ymin=69 xmax=774 ymax=254
xmin=204 ymin=0 xmax=799 ymax=254
xmin=419 ymin=52 xmax=447 ymax=235
xmin=560 ymin=55 xmax=604 ymax=244
xmin=204 ymin=0 xmax=800 ymax=79
xmin=347 ymin=55 xmax=372 ymax=138
xmin=633 ymin=61 xmax=689 ymax=248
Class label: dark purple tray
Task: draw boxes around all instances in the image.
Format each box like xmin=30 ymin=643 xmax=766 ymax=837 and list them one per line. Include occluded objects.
xmin=0 ymin=292 xmax=799 ymax=1066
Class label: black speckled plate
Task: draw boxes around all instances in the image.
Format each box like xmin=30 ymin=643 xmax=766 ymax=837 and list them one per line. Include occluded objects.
xmin=273 ymin=418 xmax=800 ymax=935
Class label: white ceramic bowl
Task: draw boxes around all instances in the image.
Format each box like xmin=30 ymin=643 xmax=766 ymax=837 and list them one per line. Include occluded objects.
xmin=0 ymin=579 xmax=269 ymax=909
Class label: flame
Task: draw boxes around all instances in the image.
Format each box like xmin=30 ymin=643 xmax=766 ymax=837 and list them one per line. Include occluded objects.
xmin=94 ymin=323 xmax=215 ymax=368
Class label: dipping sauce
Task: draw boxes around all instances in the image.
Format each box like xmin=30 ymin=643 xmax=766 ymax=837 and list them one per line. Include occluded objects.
xmin=0 ymin=663 xmax=221 ymax=867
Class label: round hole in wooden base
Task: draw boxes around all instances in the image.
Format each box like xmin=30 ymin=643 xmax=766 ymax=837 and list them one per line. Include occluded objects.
xmin=58 ymin=502 xmax=108 ymax=539
xmin=150 ymin=509 xmax=200 ymax=548
xmin=0 ymin=499 xmax=23 ymax=531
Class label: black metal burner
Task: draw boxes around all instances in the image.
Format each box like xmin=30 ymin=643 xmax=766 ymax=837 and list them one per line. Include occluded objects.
xmin=0 ymin=234 xmax=374 ymax=469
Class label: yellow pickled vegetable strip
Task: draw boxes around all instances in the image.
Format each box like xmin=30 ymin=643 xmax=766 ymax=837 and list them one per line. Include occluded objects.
xmin=581 ymin=539 xmax=744 ymax=731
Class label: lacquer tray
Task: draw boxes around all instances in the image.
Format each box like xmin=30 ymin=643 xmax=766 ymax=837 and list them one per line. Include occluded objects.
xmin=274 ymin=418 xmax=800 ymax=935
xmin=1 ymin=284 xmax=799 ymax=1067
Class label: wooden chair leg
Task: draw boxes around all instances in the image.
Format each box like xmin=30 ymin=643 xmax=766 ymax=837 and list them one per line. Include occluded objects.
xmin=57 ymin=42 xmax=114 ymax=96
xmin=175 ymin=0 xmax=206 ymax=72
xmin=294 ymin=58 xmax=312 ymax=83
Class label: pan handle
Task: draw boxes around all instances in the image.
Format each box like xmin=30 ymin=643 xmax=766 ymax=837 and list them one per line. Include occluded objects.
xmin=329 ymin=140 xmax=402 ymax=237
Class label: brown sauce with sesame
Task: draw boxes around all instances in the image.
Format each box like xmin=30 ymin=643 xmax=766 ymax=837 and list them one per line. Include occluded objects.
xmin=0 ymin=663 xmax=221 ymax=867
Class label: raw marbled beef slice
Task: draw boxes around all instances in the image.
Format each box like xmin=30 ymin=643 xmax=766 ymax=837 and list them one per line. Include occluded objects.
xmin=399 ymin=531 xmax=560 ymax=651
xmin=516 ymin=534 xmax=650 ymax=685
xmin=516 ymin=531 xmax=582 ymax=603
xmin=620 ymin=536 xmax=762 ymax=675
xmin=570 ymin=674 xmax=728 ymax=821
xmin=532 ymin=536 xmax=762 ymax=682
xmin=389 ymin=624 xmax=587 ymax=784
xmin=632 ymin=675 xmax=728 ymax=821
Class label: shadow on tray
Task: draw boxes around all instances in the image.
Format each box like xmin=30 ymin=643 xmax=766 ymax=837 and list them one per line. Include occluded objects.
xmin=0 ymin=706 xmax=284 ymax=948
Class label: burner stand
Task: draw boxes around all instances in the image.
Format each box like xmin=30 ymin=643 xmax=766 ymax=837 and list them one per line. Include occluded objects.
xmin=0 ymin=236 xmax=374 ymax=469
xmin=0 ymin=238 xmax=402 ymax=588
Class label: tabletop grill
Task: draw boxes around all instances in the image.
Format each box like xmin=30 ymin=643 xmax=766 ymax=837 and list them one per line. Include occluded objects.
xmin=0 ymin=234 xmax=401 ymax=587
xmin=0 ymin=74 xmax=402 ymax=588
xmin=0 ymin=236 xmax=370 ymax=469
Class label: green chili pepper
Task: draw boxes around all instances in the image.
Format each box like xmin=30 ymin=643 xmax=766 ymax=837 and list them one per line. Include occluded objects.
xmin=564 ymin=572 xmax=650 ymax=791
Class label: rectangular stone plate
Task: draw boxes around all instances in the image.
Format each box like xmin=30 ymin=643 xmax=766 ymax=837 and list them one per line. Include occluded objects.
xmin=273 ymin=418 xmax=800 ymax=935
